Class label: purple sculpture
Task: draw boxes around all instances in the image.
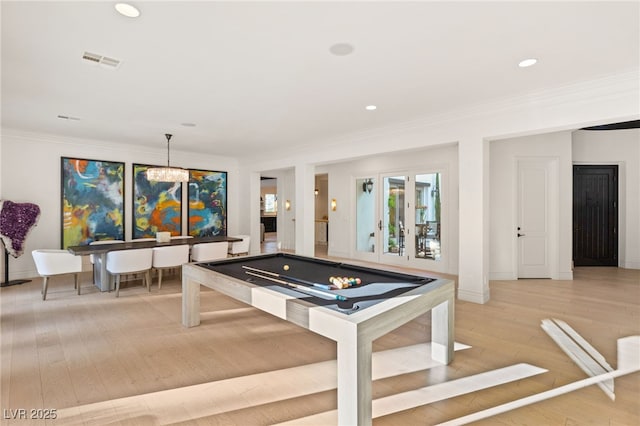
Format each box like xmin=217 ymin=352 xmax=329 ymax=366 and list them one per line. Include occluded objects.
xmin=0 ymin=200 xmax=41 ymax=258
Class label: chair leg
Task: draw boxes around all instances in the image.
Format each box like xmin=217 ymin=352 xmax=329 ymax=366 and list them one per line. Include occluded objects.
xmin=146 ymin=270 xmax=151 ymax=292
xmin=75 ymin=273 xmax=80 ymax=295
xmin=115 ymin=275 xmax=121 ymax=297
xmin=157 ymin=269 xmax=163 ymax=290
xmin=42 ymin=277 xmax=49 ymax=301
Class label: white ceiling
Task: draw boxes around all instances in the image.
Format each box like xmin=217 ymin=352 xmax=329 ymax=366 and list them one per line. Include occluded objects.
xmin=2 ymin=1 xmax=638 ymax=158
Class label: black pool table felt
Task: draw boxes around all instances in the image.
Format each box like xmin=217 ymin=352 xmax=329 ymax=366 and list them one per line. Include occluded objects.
xmin=198 ymin=253 xmax=436 ymax=314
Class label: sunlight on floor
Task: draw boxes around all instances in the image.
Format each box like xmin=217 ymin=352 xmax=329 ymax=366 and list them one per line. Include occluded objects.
xmin=55 ymin=343 xmax=475 ymax=425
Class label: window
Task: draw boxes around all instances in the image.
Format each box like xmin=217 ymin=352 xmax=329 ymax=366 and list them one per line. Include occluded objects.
xmin=415 ymin=173 xmax=441 ymax=260
xmin=264 ymin=193 xmax=277 ymax=213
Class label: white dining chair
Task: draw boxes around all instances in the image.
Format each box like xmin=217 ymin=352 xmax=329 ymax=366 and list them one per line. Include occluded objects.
xmin=191 ymin=242 xmax=229 ymax=262
xmin=106 ymin=248 xmax=153 ymax=297
xmin=32 ymin=249 xmax=83 ymax=300
xmin=152 ymin=244 xmax=190 ymax=289
xmin=228 ymin=235 xmax=251 ymax=257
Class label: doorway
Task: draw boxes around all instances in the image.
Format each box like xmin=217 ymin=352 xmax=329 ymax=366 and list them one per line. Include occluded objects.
xmin=314 ymin=174 xmax=329 ymax=257
xmin=573 ymin=165 xmax=618 ymax=266
xmin=260 ymin=177 xmax=278 ymax=252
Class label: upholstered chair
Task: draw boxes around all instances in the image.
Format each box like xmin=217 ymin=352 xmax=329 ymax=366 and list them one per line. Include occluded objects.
xmin=106 ymin=248 xmax=153 ymax=297
xmin=191 ymin=242 xmax=229 ymax=262
xmin=152 ymin=244 xmax=190 ymax=289
xmin=228 ymin=235 xmax=251 ymax=257
xmin=32 ymin=249 xmax=83 ymax=300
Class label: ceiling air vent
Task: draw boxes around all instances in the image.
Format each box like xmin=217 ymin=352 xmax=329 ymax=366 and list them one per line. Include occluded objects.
xmin=57 ymin=115 xmax=81 ymax=121
xmin=82 ymin=51 xmax=121 ymax=69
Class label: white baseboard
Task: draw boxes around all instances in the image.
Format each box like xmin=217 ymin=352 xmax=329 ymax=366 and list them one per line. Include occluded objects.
xmin=489 ymin=271 xmax=573 ymax=281
xmin=556 ymin=271 xmax=574 ymax=280
xmin=458 ymin=288 xmax=490 ymax=304
xmin=4 ymin=268 xmax=37 ymax=282
xmin=327 ymin=249 xmax=350 ymax=259
xmin=622 ymin=260 xmax=640 ymax=270
xmin=489 ymin=272 xmax=517 ymax=280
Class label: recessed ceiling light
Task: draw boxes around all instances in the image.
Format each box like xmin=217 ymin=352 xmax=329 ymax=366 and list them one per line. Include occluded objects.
xmin=518 ymin=58 xmax=537 ymax=68
xmin=329 ymin=43 xmax=354 ymax=56
xmin=365 ymin=105 xmax=377 ymax=111
xmin=115 ymin=3 xmax=140 ymax=18
xmin=181 ymin=122 xmax=197 ymax=127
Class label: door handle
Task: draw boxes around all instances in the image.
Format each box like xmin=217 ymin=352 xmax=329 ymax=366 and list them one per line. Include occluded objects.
xmin=517 ymin=233 xmax=525 ymax=237
xmin=378 ymin=220 xmax=382 ymax=231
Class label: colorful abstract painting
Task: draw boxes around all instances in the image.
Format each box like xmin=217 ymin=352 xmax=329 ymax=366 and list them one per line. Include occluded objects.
xmin=61 ymin=157 xmax=124 ymax=248
xmin=133 ymin=164 xmax=182 ymax=239
xmin=188 ymin=169 xmax=227 ymax=237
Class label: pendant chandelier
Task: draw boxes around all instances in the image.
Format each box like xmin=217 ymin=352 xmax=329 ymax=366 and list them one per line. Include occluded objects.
xmin=146 ymin=133 xmax=189 ymax=182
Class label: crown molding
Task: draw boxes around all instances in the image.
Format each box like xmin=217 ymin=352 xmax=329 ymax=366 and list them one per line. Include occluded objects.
xmin=0 ymin=128 xmax=239 ymax=166
xmin=243 ymin=69 xmax=640 ymax=167
xmin=323 ymin=69 xmax=639 ymax=145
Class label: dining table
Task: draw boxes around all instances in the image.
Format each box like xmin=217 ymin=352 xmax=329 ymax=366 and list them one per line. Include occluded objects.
xmin=67 ymin=235 xmax=242 ymax=291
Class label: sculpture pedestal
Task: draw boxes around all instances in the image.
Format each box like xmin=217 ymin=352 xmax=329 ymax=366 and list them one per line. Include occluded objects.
xmin=1 ymin=249 xmax=31 ymax=287
xmin=1 ymin=279 xmax=30 ymax=287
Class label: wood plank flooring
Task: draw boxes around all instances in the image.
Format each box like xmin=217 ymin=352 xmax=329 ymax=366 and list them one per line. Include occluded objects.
xmin=1 ymin=263 xmax=638 ymax=425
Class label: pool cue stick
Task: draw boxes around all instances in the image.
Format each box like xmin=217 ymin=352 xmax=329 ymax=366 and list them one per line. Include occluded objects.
xmin=242 ymin=265 xmax=333 ymax=290
xmin=244 ymin=271 xmax=347 ymax=301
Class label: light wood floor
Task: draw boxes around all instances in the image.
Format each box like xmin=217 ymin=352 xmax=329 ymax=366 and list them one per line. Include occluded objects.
xmin=1 ymin=261 xmax=638 ymax=425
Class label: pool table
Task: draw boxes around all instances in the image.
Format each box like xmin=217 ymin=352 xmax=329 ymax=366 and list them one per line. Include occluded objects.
xmin=182 ymin=253 xmax=455 ymax=425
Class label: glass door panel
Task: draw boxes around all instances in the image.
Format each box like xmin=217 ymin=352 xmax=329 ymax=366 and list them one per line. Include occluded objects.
xmin=355 ymin=178 xmax=376 ymax=253
xmin=382 ymin=175 xmax=406 ymax=257
xmin=414 ymin=173 xmax=441 ymax=260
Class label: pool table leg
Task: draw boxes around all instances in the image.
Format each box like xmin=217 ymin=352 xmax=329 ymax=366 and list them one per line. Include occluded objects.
xmin=182 ymin=276 xmax=201 ymax=327
xmin=337 ymin=330 xmax=373 ymax=426
xmin=431 ymin=297 xmax=455 ymax=364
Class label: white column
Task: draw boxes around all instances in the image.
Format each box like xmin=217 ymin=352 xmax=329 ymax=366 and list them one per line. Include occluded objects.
xmin=294 ymin=163 xmax=315 ymax=256
xmin=236 ymin=168 xmax=262 ymax=255
xmin=248 ymin=171 xmax=262 ymax=255
xmin=458 ymin=137 xmax=490 ymax=303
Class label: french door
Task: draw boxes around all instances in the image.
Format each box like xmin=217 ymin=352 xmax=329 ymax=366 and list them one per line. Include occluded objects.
xmin=381 ymin=173 xmax=407 ymax=265
xmin=354 ymin=170 xmax=444 ymax=270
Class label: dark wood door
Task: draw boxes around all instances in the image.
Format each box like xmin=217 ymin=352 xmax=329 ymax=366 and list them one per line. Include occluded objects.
xmin=573 ymin=165 xmax=618 ymax=266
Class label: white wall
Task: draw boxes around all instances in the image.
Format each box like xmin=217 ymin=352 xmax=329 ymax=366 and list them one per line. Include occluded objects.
xmin=490 ymin=131 xmax=574 ymax=280
xmin=241 ymin=71 xmax=637 ymax=303
xmin=4 ymin=72 xmax=637 ymax=301
xmin=572 ymin=128 xmax=640 ymax=269
xmin=0 ymin=130 xmax=240 ymax=280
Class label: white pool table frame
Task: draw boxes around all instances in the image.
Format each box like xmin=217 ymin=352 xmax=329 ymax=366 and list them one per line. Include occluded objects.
xmin=182 ymin=256 xmax=455 ymax=426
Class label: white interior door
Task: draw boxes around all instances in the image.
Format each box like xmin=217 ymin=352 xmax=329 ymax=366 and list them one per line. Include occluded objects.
xmin=517 ymin=159 xmax=552 ymax=278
